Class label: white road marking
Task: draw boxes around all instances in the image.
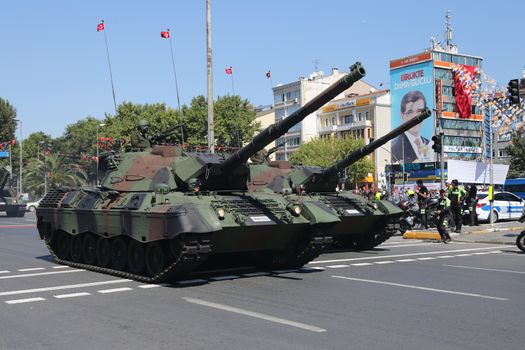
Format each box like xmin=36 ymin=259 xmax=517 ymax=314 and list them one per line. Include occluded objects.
xmin=417 ymin=257 xmax=436 ymax=261
xmin=5 ymin=297 xmax=46 ymax=305
xmin=52 ymin=266 xmax=70 ymax=269
xmin=18 ymin=268 xmax=46 ymax=272
xmin=436 ymin=255 xmax=454 ymax=259
xmin=0 ymin=269 xmax=84 ymax=280
xmin=378 ymin=243 xmax=435 ymax=248
xmin=98 ymin=287 xmax=133 ymax=294
xmin=241 ymin=272 xmax=271 ymax=277
xmin=176 ymin=279 xmax=207 ymax=285
xmin=138 ymin=284 xmax=162 ymax=289
xmin=374 ymin=261 xmax=395 ymax=265
xmin=310 ymin=246 xmax=502 ymax=265
xmin=326 ymin=265 xmax=349 ymax=268
xmin=455 ymin=254 xmax=472 ymax=257
xmin=442 ymin=264 xmax=525 ymax=275
xmin=332 ymin=276 xmax=508 ymax=301
xmin=272 ymin=269 xmax=298 ymax=274
xmin=209 ymin=275 xmax=239 ymax=281
xmin=396 ymin=259 xmax=416 ymax=262
xmin=54 ymin=292 xmax=91 ymax=299
xmin=183 ymin=297 xmax=326 ymax=333
xmin=0 ymin=270 xmax=10 ymax=274
xmin=0 ymin=279 xmax=131 ymax=297
xmin=351 ymin=263 xmax=373 ymax=266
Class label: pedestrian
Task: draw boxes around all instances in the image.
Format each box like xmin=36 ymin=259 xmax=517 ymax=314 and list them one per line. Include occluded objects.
xmin=415 ymin=180 xmax=429 ymax=229
xmin=447 ymin=179 xmax=466 ymax=233
xmin=466 ymin=184 xmax=479 ymax=226
xmin=436 ymin=189 xmax=452 ymax=243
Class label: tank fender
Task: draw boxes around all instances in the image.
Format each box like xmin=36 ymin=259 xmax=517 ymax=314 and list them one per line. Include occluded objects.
xmin=162 ymin=203 xmax=222 ymax=239
xmin=376 ymin=200 xmax=403 ymax=215
xmin=300 ymin=201 xmax=341 ymax=225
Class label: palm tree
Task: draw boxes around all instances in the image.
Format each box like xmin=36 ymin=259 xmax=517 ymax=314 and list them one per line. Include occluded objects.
xmin=23 ymin=154 xmax=88 ymax=197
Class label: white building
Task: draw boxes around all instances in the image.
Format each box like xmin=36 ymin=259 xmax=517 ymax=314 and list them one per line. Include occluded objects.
xmin=272 ymin=68 xmax=376 ymax=160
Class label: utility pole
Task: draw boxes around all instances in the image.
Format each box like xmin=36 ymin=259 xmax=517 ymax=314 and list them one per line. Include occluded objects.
xmin=206 ymin=0 xmax=214 ymax=153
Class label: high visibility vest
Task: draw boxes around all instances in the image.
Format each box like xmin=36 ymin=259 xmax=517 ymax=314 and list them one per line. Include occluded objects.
xmin=375 ymin=192 xmax=381 ymax=200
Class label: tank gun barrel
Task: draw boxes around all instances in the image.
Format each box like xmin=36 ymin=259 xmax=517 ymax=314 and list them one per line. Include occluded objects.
xmin=221 ymin=62 xmax=366 ymax=172
xmin=322 ymin=108 xmax=432 ymax=178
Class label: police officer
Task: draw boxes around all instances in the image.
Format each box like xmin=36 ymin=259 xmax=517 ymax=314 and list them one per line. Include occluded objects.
xmin=448 ymin=179 xmax=466 ymax=233
xmin=130 ymin=119 xmax=151 ymax=151
xmin=416 ymin=180 xmax=429 ymax=229
xmin=436 ymin=189 xmax=452 ymax=243
xmin=466 ymin=184 xmax=479 ymax=226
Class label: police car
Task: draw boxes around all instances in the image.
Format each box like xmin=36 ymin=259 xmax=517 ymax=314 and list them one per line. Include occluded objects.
xmin=476 ymin=191 xmax=524 ymax=222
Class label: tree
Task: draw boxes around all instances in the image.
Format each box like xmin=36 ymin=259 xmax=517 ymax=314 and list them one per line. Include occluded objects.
xmin=289 ymin=137 xmax=374 ymax=185
xmin=183 ymin=95 xmax=260 ymax=147
xmin=0 ymin=97 xmax=17 ymax=142
xmin=507 ymin=131 xmax=525 ymax=178
xmin=23 ymin=153 xmax=87 ymax=198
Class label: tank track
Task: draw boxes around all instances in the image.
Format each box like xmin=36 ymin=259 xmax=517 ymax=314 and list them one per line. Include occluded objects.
xmin=270 ymin=231 xmax=333 ymax=269
xmin=43 ymin=232 xmax=212 ymax=284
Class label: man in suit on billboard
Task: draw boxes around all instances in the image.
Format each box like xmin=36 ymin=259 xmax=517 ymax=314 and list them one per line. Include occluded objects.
xmin=391 ymin=90 xmax=433 ymax=163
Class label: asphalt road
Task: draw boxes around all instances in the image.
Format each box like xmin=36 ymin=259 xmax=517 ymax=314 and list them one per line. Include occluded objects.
xmin=1 ymin=213 xmax=524 ymax=350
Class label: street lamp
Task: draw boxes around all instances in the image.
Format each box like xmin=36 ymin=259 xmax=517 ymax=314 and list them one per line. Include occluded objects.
xmin=96 ymin=123 xmax=106 ymax=186
xmin=14 ymin=119 xmax=22 ymax=196
xmin=39 ymin=141 xmax=48 ymax=195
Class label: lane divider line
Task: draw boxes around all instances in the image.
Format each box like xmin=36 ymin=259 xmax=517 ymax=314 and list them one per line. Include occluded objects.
xmin=183 ymin=297 xmax=327 ymax=333
xmin=18 ymin=268 xmax=46 ymax=272
xmin=52 ymin=266 xmax=70 ymax=269
xmin=0 ymin=279 xmax=131 ymax=297
xmin=0 ymin=269 xmax=84 ymax=280
xmin=54 ymin=292 xmax=91 ymax=299
xmin=326 ymin=265 xmax=350 ymax=269
xmin=98 ymin=287 xmax=133 ymax=294
xmin=442 ymin=264 xmax=525 ymax=275
xmin=5 ymin=297 xmax=46 ymax=305
xmin=416 ymin=257 xmax=436 ymax=261
xmin=350 ymin=263 xmax=373 ymax=266
xmin=374 ymin=261 xmax=395 ymax=265
xmin=396 ymin=259 xmax=416 ymax=262
xmin=0 ymin=270 xmax=10 ymax=274
xmin=332 ymin=276 xmax=508 ymax=301
xmin=310 ymin=246 xmax=503 ymax=265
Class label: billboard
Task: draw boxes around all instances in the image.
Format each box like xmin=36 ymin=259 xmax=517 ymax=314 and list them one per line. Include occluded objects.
xmin=390 ymin=60 xmax=435 ymax=164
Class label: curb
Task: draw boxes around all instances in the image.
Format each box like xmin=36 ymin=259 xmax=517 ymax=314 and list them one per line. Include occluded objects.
xmin=403 ymin=231 xmax=441 ymax=240
xmin=452 ymin=239 xmax=516 ymax=245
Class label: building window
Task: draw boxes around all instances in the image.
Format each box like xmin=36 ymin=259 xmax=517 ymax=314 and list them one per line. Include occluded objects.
xmin=344 ymin=115 xmax=353 ymax=124
xmin=367 ymin=128 xmax=371 ymax=139
xmin=331 ymin=117 xmax=336 ymax=125
xmin=365 ymin=111 xmax=370 ymax=120
xmin=358 ymin=112 xmax=362 ymax=121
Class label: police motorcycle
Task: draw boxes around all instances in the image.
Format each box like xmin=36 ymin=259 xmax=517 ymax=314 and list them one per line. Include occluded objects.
xmin=516 ymin=208 xmax=525 ymax=253
xmin=398 ymin=190 xmax=421 ymax=234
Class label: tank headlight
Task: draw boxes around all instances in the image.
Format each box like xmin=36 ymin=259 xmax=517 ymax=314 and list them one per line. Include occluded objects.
xmin=372 ymin=203 xmax=378 ymax=209
xmin=217 ymin=208 xmax=225 ymax=219
xmin=293 ymin=205 xmax=302 ymax=216
xmin=13 ymin=199 xmax=17 ymax=204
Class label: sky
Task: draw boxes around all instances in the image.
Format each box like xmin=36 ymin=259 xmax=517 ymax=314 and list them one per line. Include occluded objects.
xmin=1 ymin=0 xmax=524 ymax=139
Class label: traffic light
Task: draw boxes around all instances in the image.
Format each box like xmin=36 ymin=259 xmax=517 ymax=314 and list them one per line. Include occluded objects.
xmin=431 ymin=135 xmax=442 ymax=153
xmin=507 ymin=79 xmax=520 ymax=105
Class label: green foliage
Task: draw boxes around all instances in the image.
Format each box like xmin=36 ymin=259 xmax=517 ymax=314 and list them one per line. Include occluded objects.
xmin=289 ymin=137 xmax=374 ymax=183
xmin=0 ymin=97 xmax=17 ymax=142
xmin=23 ymin=153 xmax=87 ymax=197
xmin=507 ymin=132 xmax=525 ymax=178
xmin=183 ymin=95 xmax=260 ymax=147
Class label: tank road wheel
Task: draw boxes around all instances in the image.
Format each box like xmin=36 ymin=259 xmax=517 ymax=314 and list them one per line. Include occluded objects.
xmin=146 ymin=242 xmax=170 ymax=277
xmin=111 ymin=238 xmax=128 ymax=271
xmin=96 ymin=237 xmax=112 ymax=268
xmin=82 ymin=234 xmax=97 ymax=265
xmin=55 ymin=231 xmax=71 ymax=260
xmin=70 ymin=235 xmax=83 ymax=262
xmin=127 ymin=240 xmax=146 ymax=274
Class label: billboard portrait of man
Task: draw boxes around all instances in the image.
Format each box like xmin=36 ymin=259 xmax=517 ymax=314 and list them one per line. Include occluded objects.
xmin=390 ymin=58 xmax=435 ymax=164
xmin=391 ymin=90 xmax=434 ymax=163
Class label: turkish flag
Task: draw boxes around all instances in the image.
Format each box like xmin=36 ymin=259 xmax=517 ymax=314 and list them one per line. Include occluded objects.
xmin=266 ymin=70 xmax=271 ymax=79
xmin=225 ymin=67 xmax=233 ymax=75
xmin=453 ymin=65 xmax=477 ymax=118
xmin=97 ymin=22 xmax=105 ymax=32
xmin=161 ymin=31 xmax=170 ymax=38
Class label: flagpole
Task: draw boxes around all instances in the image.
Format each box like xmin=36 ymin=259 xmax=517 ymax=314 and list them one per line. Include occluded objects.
xmin=230 ymin=67 xmax=235 ymax=95
xmin=167 ymin=28 xmax=184 ymax=148
xmin=206 ymin=0 xmax=214 ymax=153
xmin=166 ymin=29 xmax=182 ymax=114
xmin=100 ymin=20 xmax=118 ymax=115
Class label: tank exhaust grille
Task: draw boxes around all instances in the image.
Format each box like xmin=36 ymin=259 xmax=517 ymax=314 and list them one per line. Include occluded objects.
xmin=39 ymin=188 xmax=69 ymax=208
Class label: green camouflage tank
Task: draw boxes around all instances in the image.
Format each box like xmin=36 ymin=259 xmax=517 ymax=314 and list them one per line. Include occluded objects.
xmin=36 ymin=63 xmax=366 ymax=282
